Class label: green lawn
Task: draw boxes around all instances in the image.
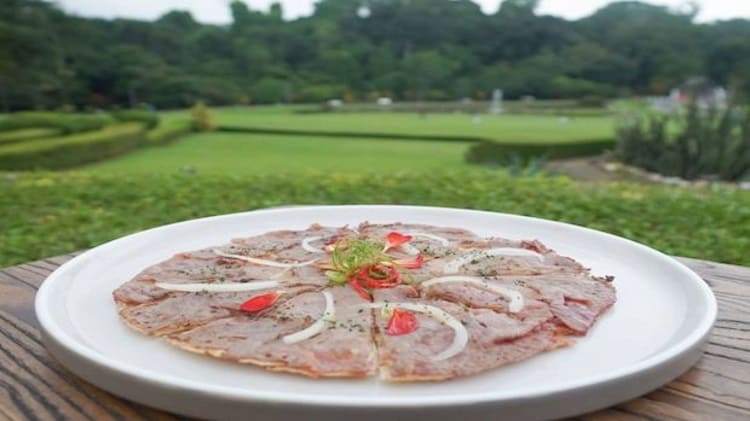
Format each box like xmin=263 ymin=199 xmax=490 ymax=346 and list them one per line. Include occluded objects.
xmin=83 ymin=132 xmax=473 ymax=175
xmin=2 ymin=171 xmax=748 ymax=267
xmin=214 ymin=107 xmax=614 ymax=143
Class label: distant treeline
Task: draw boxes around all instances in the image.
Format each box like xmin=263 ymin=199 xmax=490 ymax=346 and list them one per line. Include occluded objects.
xmin=2 ymin=0 xmax=750 ymax=110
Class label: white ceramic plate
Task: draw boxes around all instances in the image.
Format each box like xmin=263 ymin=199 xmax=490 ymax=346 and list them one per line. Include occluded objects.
xmin=36 ymin=205 xmax=716 ymax=421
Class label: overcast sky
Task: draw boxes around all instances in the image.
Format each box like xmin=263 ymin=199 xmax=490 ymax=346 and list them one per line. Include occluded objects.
xmin=53 ymin=0 xmax=750 ymax=24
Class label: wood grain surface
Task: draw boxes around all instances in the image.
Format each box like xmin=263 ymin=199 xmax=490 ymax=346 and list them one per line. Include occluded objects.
xmin=1 ymin=254 xmax=748 ymax=421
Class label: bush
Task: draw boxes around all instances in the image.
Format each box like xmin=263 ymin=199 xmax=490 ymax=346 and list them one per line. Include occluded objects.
xmin=466 ymin=139 xmax=614 ymax=165
xmin=0 ymin=123 xmax=145 ymax=170
xmin=0 ymin=171 xmax=747 ymax=267
xmin=616 ymin=103 xmax=750 ymax=181
xmin=0 ymin=128 xmax=61 ymax=145
xmin=145 ymin=118 xmax=192 ymax=145
xmin=112 ymin=110 xmax=159 ymax=129
xmin=191 ymin=102 xmax=214 ymax=132
xmin=0 ymin=112 xmax=114 ymax=134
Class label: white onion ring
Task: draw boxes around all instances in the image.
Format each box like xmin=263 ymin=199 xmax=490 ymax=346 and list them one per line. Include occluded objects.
xmin=366 ymin=302 xmax=468 ymax=361
xmin=421 ymin=276 xmax=524 ymax=312
xmin=442 ymin=248 xmax=542 ymax=274
xmin=406 ymin=232 xmax=450 ymax=246
xmin=214 ymin=249 xmax=317 ymax=268
xmin=301 ymin=236 xmax=325 ymax=253
xmin=282 ymin=291 xmax=335 ymax=344
xmin=154 ymin=281 xmax=279 ymax=292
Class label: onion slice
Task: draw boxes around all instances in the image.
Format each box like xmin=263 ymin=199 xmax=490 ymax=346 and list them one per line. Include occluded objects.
xmin=154 ymin=280 xmax=279 ymax=292
xmin=398 ymin=232 xmax=451 ymax=255
xmin=213 ymin=249 xmax=317 ymax=268
xmin=442 ymin=247 xmax=542 ymax=274
xmin=301 ymin=236 xmax=325 ymax=253
xmin=421 ymin=276 xmax=524 ymax=313
xmin=282 ymin=291 xmax=335 ymax=344
xmin=400 ymin=243 xmax=421 ymax=256
xmin=406 ymin=232 xmax=451 ymax=246
xmin=365 ymin=302 xmax=468 ymax=361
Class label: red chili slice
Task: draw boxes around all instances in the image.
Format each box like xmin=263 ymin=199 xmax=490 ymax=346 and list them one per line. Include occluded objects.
xmin=386 ymin=309 xmax=419 ymax=335
xmin=240 ymin=291 xmax=281 ymax=313
xmin=384 ymin=231 xmax=412 ymax=252
xmin=348 ymin=278 xmax=373 ymax=301
xmin=521 ymin=240 xmax=544 ymax=253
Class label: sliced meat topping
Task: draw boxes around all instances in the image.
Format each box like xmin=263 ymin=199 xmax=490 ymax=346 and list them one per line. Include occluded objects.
xmin=167 ymin=287 xmax=377 ymax=378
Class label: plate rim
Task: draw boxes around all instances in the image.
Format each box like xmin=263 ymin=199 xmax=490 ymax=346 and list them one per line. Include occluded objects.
xmin=35 ymin=204 xmax=717 ymax=408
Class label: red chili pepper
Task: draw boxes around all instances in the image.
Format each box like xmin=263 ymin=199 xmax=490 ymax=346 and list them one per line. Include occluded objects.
xmin=383 ymin=231 xmax=412 ymax=252
xmin=521 ymin=240 xmax=544 ymax=253
xmin=240 ymin=291 xmax=281 ymax=313
xmin=394 ymin=254 xmax=424 ymax=269
xmin=386 ymin=309 xmax=419 ymax=335
xmin=348 ymin=278 xmax=373 ymax=301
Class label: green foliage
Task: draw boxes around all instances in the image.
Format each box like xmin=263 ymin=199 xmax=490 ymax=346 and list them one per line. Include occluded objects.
xmin=0 ymin=128 xmax=61 ymax=145
xmin=144 ymin=118 xmax=192 ymax=145
xmin=0 ymin=112 xmax=114 ymax=134
xmin=0 ymin=123 xmax=145 ymax=170
xmin=1 ymin=171 xmax=747 ymax=267
xmin=111 ymin=110 xmax=159 ymax=129
xmin=3 ymin=0 xmax=750 ymax=109
xmin=616 ymin=103 xmax=750 ymax=181
xmin=191 ymin=102 xmax=214 ymax=131
xmin=249 ymin=78 xmax=288 ymax=103
xmin=466 ymin=138 xmax=614 ymax=164
xmin=297 ymin=85 xmax=346 ymax=103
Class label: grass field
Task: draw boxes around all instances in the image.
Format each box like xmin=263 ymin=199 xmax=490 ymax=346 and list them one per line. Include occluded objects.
xmin=214 ymin=107 xmax=614 ymax=143
xmin=3 ymin=171 xmax=748 ymax=267
xmin=84 ymin=132 xmax=473 ymax=175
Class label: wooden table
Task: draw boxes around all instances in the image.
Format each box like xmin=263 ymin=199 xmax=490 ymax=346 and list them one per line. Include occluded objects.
xmin=1 ymin=254 xmax=748 ymax=421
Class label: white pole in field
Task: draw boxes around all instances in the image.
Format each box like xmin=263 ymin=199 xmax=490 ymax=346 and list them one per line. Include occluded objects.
xmin=490 ymin=89 xmax=503 ymax=114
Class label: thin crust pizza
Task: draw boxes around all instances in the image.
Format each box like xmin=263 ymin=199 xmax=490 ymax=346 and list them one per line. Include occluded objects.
xmin=113 ymin=222 xmax=616 ymax=381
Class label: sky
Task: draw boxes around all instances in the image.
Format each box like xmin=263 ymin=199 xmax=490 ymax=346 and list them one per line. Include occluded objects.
xmin=54 ymin=0 xmax=750 ymax=24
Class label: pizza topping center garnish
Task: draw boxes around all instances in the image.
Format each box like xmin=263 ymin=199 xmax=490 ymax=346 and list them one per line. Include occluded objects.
xmin=325 ymin=232 xmax=424 ymax=301
xmin=240 ymin=291 xmax=282 ymax=313
xmin=385 ymin=308 xmax=420 ymax=336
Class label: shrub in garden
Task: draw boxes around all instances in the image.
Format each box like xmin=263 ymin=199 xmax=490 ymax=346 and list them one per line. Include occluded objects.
xmin=616 ymin=103 xmax=750 ymax=181
xmin=0 ymin=123 xmax=145 ymax=170
xmin=191 ymin=102 xmax=214 ymax=131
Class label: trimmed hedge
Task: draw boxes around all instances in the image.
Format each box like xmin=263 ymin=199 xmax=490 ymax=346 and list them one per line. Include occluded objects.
xmin=218 ymin=125 xmax=479 ymax=142
xmin=0 ymin=128 xmax=61 ymax=145
xmin=0 ymin=171 xmax=747 ymax=267
xmin=0 ymin=112 xmax=114 ymax=134
xmin=219 ymin=126 xmax=614 ymax=162
xmin=112 ymin=110 xmax=159 ymax=129
xmin=0 ymin=123 xmax=145 ymax=170
xmin=145 ymin=118 xmax=192 ymax=145
xmin=466 ymin=138 xmax=614 ymax=164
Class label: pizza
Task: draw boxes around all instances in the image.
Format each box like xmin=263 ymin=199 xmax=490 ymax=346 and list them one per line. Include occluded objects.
xmin=113 ymin=222 xmax=616 ymax=382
